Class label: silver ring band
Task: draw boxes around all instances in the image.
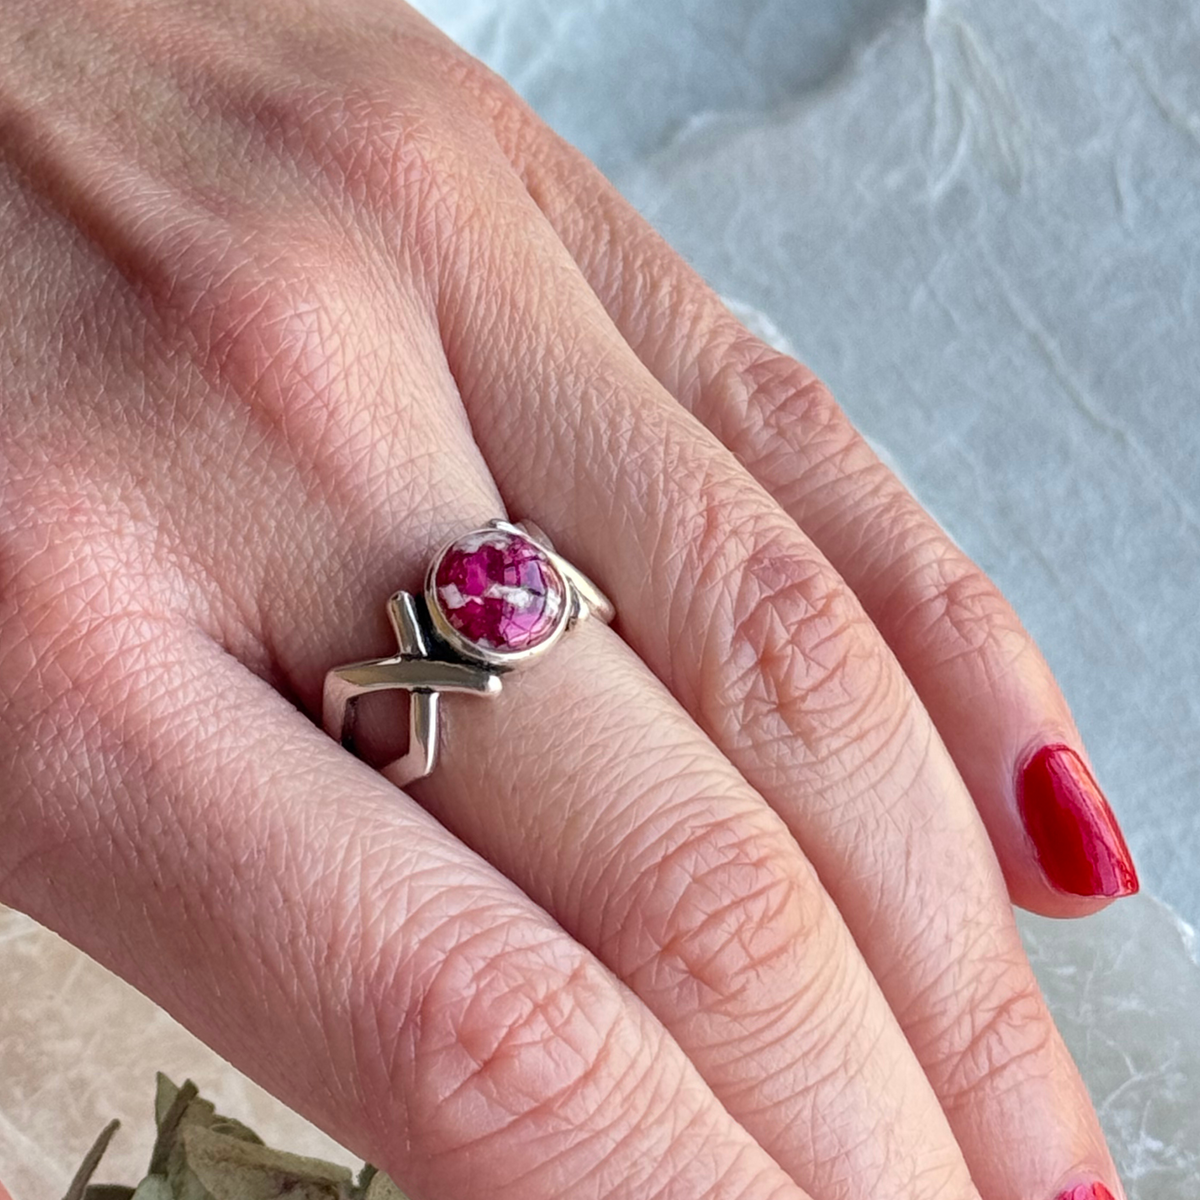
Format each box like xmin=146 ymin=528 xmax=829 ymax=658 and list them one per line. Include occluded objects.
xmin=322 ymin=519 xmax=614 ymax=787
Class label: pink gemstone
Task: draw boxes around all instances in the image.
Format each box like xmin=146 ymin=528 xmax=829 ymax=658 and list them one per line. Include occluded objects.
xmin=432 ymin=528 xmax=566 ymax=654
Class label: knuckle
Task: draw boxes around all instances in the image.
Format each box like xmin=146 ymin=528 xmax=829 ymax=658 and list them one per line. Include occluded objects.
xmin=605 ymin=801 xmax=833 ymax=1017
xmin=889 ymin=528 xmax=1031 ymax=679
xmin=690 ymin=483 xmax=900 ymax=764
xmin=0 ymin=504 xmax=181 ymax=894
xmin=0 ymin=502 xmax=162 ymax=702
xmin=700 ymin=331 xmax=1040 ymax=704
xmin=198 ymin=251 xmax=356 ymax=440
xmin=127 ymin=220 xmax=373 ymax=498
xmin=121 ymin=211 xmax=392 ymax=490
xmin=169 ymin=47 xmax=471 ymax=281
xmin=239 ymin=74 xmax=481 ymax=267
xmin=735 ymin=342 xmax=844 ymax=441
xmin=424 ymin=40 xmax=529 ymax=135
xmin=705 ymin=336 xmax=855 ymax=472
xmin=375 ymin=899 xmax=634 ymax=1157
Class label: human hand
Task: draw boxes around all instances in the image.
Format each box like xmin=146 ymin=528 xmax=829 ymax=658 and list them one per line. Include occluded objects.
xmin=0 ymin=5 xmax=1131 ymax=1200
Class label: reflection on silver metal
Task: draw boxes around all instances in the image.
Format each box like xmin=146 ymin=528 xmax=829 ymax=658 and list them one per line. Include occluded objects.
xmin=322 ymin=520 xmax=614 ymax=788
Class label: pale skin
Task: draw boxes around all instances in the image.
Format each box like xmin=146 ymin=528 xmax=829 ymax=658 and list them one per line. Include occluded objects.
xmin=0 ymin=4 xmax=1128 ymax=1200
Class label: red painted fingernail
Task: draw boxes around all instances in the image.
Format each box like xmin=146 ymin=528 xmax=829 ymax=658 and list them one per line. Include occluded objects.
xmin=1019 ymin=745 xmax=1139 ymax=898
xmin=1054 ymin=1182 xmax=1117 ymax=1200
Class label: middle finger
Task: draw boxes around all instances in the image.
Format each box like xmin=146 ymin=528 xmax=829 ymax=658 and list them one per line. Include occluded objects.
xmin=193 ymin=71 xmax=989 ymax=1200
xmin=262 ymin=208 xmax=980 ymax=1200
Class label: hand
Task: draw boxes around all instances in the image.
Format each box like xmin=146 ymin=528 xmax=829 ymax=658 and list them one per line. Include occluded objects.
xmin=0 ymin=5 xmax=1132 ymax=1200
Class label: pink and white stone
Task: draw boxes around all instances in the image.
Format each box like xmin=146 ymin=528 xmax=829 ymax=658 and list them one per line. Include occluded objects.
xmin=431 ymin=528 xmax=567 ymax=656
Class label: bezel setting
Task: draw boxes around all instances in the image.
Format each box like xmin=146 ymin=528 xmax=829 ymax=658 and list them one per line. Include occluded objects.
xmin=326 ymin=516 xmax=613 ymax=788
xmin=424 ymin=522 xmax=572 ymax=668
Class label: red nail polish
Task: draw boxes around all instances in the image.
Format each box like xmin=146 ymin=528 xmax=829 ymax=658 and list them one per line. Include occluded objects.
xmin=1018 ymin=745 xmax=1139 ymax=898
xmin=1054 ymin=1183 xmax=1116 ymax=1200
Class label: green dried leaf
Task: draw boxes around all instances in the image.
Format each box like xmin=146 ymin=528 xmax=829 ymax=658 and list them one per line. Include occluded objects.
xmin=62 ymin=1120 xmax=121 ymax=1200
xmin=207 ymin=1117 xmax=265 ymax=1145
xmin=154 ymin=1074 xmax=179 ymax=1128
xmin=350 ymin=1164 xmax=379 ymax=1199
xmin=149 ymin=1077 xmax=200 ymax=1176
xmin=169 ymin=1122 xmax=355 ymax=1200
xmin=70 ymin=1075 xmax=403 ymax=1200
xmin=130 ymin=1178 xmax=173 ymax=1200
xmin=360 ymin=1170 xmax=408 ymax=1200
xmin=149 ymin=1073 xmax=267 ymax=1179
xmin=347 ymin=1162 xmax=408 ymax=1200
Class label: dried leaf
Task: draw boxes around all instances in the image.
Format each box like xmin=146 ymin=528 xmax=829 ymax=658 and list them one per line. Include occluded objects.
xmin=207 ymin=1117 xmax=265 ymax=1145
xmin=148 ymin=1077 xmax=199 ymax=1176
xmin=62 ymin=1120 xmax=121 ymax=1200
xmin=154 ymin=1074 xmax=179 ymax=1128
xmin=130 ymin=1178 xmax=173 ymax=1200
xmin=350 ymin=1164 xmax=379 ymax=1199
xmin=150 ymin=1074 xmax=269 ymax=1177
xmin=360 ymin=1170 xmax=408 ymax=1200
xmin=68 ymin=1075 xmax=405 ymax=1200
xmin=348 ymin=1162 xmax=408 ymax=1200
xmin=169 ymin=1122 xmax=355 ymax=1200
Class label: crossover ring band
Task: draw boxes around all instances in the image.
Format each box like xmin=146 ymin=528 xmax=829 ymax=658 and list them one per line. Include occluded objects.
xmin=322 ymin=519 xmax=615 ymax=787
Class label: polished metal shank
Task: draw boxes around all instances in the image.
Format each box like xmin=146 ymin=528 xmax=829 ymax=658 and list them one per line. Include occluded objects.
xmin=322 ymin=522 xmax=613 ymax=787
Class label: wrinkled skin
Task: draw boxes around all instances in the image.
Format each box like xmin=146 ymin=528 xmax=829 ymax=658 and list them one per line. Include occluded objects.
xmin=0 ymin=5 xmax=1124 ymax=1200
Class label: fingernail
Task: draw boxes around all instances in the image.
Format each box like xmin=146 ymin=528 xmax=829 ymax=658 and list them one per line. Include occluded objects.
xmin=1018 ymin=744 xmax=1139 ymax=898
xmin=1054 ymin=1182 xmax=1117 ymax=1200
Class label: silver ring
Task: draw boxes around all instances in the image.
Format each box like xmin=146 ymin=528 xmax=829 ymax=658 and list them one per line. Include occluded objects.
xmin=322 ymin=519 xmax=614 ymax=787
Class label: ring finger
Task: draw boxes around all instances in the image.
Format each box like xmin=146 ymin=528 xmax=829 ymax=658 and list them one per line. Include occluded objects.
xmin=250 ymin=233 xmax=979 ymax=1200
